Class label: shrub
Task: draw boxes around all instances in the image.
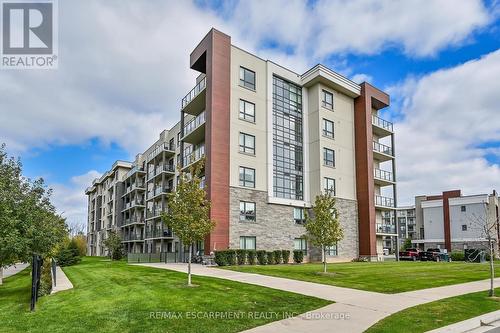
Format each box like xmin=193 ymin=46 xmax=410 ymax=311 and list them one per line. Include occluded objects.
xmin=72 ymin=234 xmax=87 ymax=256
xmin=450 ymin=251 xmax=465 ymax=261
xmin=38 ymin=258 xmax=53 ymax=297
xmin=352 ymin=257 xmax=368 ymax=262
xmin=226 ymin=250 xmax=237 ymax=266
xmin=236 ymin=249 xmax=247 ymax=265
xmin=266 ymin=251 xmax=275 ymax=265
xmin=273 ymin=250 xmax=282 ymax=264
xmin=247 ymin=250 xmax=257 ymax=265
xmin=256 ymin=250 xmax=267 ymax=265
xmin=103 ymin=231 xmax=124 ymax=260
xmin=56 ymin=240 xmax=81 ymax=267
xmin=293 ymin=250 xmax=304 ymax=264
xmin=214 ymin=250 xmax=227 ymax=266
xmin=281 ymin=250 xmax=291 ymax=264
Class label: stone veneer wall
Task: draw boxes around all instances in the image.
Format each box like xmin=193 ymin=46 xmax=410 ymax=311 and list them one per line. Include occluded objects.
xmin=229 ymin=187 xmax=359 ymax=261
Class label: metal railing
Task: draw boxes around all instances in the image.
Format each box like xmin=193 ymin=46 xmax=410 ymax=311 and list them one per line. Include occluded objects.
xmin=375 ymin=195 xmax=394 ymax=208
xmin=372 ymin=115 xmax=393 ymax=132
xmin=127 ymin=252 xmax=183 ymax=264
xmin=373 ymin=168 xmax=393 ymax=182
xmin=183 ymin=146 xmax=205 ymax=167
xmin=147 ymin=142 xmax=175 ymax=161
xmin=183 ymin=111 xmax=206 ymax=137
xmin=126 ymin=165 xmax=146 ymax=178
xmin=182 ymin=76 xmax=206 ymax=109
xmin=123 ymin=233 xmax=144 ymax=241
xmin=145 ymin=228 xmax=173 ymax=239
xmin=146 ymin=208 xmax=165 ymax=219
xmin=122 ymin=217 xmax=145 ymax=227
xmin=373 ymin=141 xmax=393 ymax=156
xmin=376 ymin=223 xmax=396 ymax=234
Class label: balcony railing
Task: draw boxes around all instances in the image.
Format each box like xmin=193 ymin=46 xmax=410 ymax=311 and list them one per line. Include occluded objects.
xmin=183 ymin=146 xmax=205 ymax=167
xmin=145 ymin=228 xmax=173 ymax=239
xmin=183 ymin=111 xmax=206 ymax=137
xmin=373 ymin=141 xmax=393 ymax=156
xmin=122 ymin=217 xmax=145 ymax=227
xmin=372 ymin=115 xmax=393 ymax=132
xmin=147 ymin=142 xmax=175 ymax=161
xmin=154 ymin=186 xmax=171 ymax=197
xmin=131 ymin=199 xmax=145 ymax=207
xmin=146 ymin=207 xmax=166 ymax=219
xmin=375 ymin=195 xmax=394 ymax=208
xmin=376 ymin=223 xmax=396 ymax=234
xmin=373 ymin=168 xmax=393 ymax=182
xmin=123 ymin=233 xmax=144 ymax=241
xmin=126 ymin=165 xmax=146 ymax=179
xmin=182 ymin=77 xmax=206 ymax=109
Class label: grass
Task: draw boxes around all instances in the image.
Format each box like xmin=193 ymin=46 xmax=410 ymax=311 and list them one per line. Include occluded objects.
xmin=223 ymin=261 xmax=499 ymax=293
xmin=366 ymin=288 xmax=500 ymax=333
xmin=0 ymin=257 xmax=330 ymax=333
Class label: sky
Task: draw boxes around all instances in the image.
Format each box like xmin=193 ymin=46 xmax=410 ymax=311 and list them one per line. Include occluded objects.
xmin=1 ymin=0 xmax=500 ymax=229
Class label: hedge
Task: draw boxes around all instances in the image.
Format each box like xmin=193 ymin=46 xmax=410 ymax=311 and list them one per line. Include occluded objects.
xmin=38 ymin=258 xmax=53 ymax=297
xmin=273 ymin=250 xmax=282 ymax=264
xmin=266 ymin=251 xmax=275 ymax=265
xmin=214 ymin=249 xmax=299 ymax=266
xmin=450 ymin=251 xmax=465 ymax=261
xmin=236 ymin=249 xmax=247 ymax=265
xmin=257 ymin=250 xmax=267 ymax=265
xmin=281 ymin=250 xmax=291 ymax=264
xmin=214 ymin=250 xmax=237 ymax=266
xmin=247 ymin=250 xmax=257 ymax=265
xmin=293 ymin=250 xmax=304 ymax=263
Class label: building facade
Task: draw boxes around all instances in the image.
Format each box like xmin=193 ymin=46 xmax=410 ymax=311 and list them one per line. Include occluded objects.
xmin=412 ymin=190 xmax=499 ymax=254
xmin=86 ymin=28 xmax=397 ymax=261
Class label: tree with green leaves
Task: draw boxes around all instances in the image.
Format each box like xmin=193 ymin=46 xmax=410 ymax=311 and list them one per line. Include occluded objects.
xmin=403 ymin=238 xmax=412 ymax=250
xmin=0 ymin=144 xmax=68 ymax=284
xmin=103 ymin=230 xmax=124 ymax=260
xmin=162 ymin=158 xmax=215 ymax=286
xmin=305 ymin=192 xmax=344 ymax=273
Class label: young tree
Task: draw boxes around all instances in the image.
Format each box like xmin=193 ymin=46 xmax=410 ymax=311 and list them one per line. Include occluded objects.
xmin=403 ymin=238 xmax=412 ymax=250
xmin=103 ymin=230 xmax=124 ymax=260
xmin=305 ymin=192 xmax=344 ymax=273
xmin=162 ymin=159 xmax=215 ymax=286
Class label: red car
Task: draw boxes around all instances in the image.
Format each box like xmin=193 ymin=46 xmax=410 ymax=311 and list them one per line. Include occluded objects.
xmin=399 ymin=248 xmax=420 ymax=261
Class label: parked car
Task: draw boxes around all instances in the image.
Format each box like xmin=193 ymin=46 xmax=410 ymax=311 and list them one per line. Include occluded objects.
xmin=419 ymin=248 xmax=451 ymax=262
xmin=399 ymin=248 xmax=420 ymax=261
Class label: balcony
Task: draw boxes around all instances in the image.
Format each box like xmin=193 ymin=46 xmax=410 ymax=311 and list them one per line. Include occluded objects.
xmin=145 ymin=228 xmax=173 ymax=239
xmin=122 ymin=217 xmax=145 ymax=227
xmin=375 ymin=195 xmax=394 ymax=210
xmin=147 ymin=142 xmax=175 ymax=162
xmin=123 ymin=233 xmax=144 ymax=242
xmin=182 ymin=147 xmax=205 ymax=170
xmin=373 ymin=168 xmax=394 ymax=187
xmin=182 ymin=111 xmax=206 ymax=145
xmin=125 ymin=165 xmax=146 ymax=179
xmin=376 ymin=223 xmax=397 ymax=235
xmin=372 ymin=115 xmax=393 ymax=137
xmin=146 ymin=207 xmax=166 ymax=220
xmin=131 ymin=198 xmax=145 ymax=208
xmin=181 ymin=76 xmax=206 ymax=116
xmin=372 ymin=141 xmax=394 ymax=161
xmin=147 ymin=164 xmax=176 ymax=182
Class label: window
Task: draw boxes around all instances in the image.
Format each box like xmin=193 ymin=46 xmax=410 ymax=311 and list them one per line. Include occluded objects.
xmin=176 ymin=132 xmax=181 ymax=147
xmin=239 ymin=167 xmax=255 ymax=188
xmin=325 ymin=244 xmax=338 ymax=256
xmin=323 ymin=148 xmax=335 ymax=167
xmin=239 ymin=67 xmax=255 ymax=90
xmin=462 ymin=224 xmax=467 ymax=231
xmin=323 ymin=119 xmax=334 ymax=138
xmin=169 ymin=138 xmax=174 ymax=151
xmin=240 ymin=201 xmax=256 ymax=222
xmin=240 ymin=236 xmax=256 ymax=250
xmin=239 ymin=99 xmax=255 ymax=122
xmin=293 ymin=207 xmax=306 ymax=225
xmin=461 ymin=205 xmax=466 ymax=212
xmin=324 ymin=177 xmax=336 ymax=195
xmin=239 ymin=133 xmax=255 ymax=155
xmin=322 ymin=90 xmax=333 ymax=109
xmin=294 ymin=238 xmax=307 ymax=255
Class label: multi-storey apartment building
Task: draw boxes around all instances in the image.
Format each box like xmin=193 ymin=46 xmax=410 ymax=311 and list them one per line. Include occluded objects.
xmin=86 ymin=28 xmax=397 ymax=261
xmin=380 ymin=206 xmax=416 ymax=253
xmin=412 ymin=190 xmax=499 ymax=254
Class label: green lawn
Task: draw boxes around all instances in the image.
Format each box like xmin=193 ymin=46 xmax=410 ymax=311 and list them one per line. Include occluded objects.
xmin=366 ymin=288 xmax=500 ymax=332
xmin=223 ymin=261 xmax=498 ymax=293
xmin=0 ymin=257 xmax=330 ymax=333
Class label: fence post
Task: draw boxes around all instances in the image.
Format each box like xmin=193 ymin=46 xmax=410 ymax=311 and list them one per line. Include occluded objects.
xmin=30 ymin=254 xmax=41 ymax=312
xmin=51 ymin=258 xmax=57 ymax=287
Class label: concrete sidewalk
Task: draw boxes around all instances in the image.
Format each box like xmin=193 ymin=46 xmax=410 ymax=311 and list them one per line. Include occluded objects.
xmin=3 ymin=263 xmax=29 ymax=279
xmin=136 ymin=263 xmax=499 ymax=333
xmin=51 ymin=266 xmax=73 ymax=294
xmin=426 ymin=310 xmax=500 ymax=333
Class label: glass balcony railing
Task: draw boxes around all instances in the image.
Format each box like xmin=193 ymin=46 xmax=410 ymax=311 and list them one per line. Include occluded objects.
xmin=182 ymin=77 xmax=206 ymax=109
xmin=123 ymin=233 xmax=144 ymax=241
xmin=183 ymin=111 xmax=206 ymax=137
xmin=372 ymin=115 xmax=393 ymax=132
xmin=145 ymin=228 xmax=173 ymax=239
xmin=376 ymin=223 xmax=396 ymax=234
xmin=373 ymin=168 xmax=393 ymax=182
xmin=122 ymin=217 xmax=145 ymax=227
xmin=373 ymin=141 xmax=393 ymax=156
xmin=147 ymin=142 xmax=175 ymax=161
xmin=183 ymin=146 xmax=205 ymax=167
xmin=375 ymin=195 xmax=394 ymax=208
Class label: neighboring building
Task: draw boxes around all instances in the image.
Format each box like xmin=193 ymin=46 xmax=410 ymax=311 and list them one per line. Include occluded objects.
xmin=86 ymin=28 xmax=397 ymax=262
xmin=381 ymin=206 xmax=416 ymax=253
xmin=412 ymin=190 xmax=499 ymax=254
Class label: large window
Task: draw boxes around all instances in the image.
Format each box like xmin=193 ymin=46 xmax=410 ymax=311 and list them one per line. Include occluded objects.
xmin=239 ymin=167 xmax=255 ymax=188
xmin=239 ymin=67 xmax=255 ymax=90
xmin=294 ymin=238 xmax=307 ymax=255
xmin=272 ymin=75 xmax=304 ymax=200
xmin=323 ymin=148 xmax=335 ymax=167
xmin=293 ymin=207 xmax=306 ymax=225
xmin=323 ymin=119 xmax=334 ymax=138
xmin=324 ymin=177 xmax=336 ymax=195
xmin=322 ymin=90 xmax=333 ymax=109
xmin=239 ymin=201 xmax=256 ymax=222
xmin=239 ymin=132 xmax=255 ymax=155
xmin=240 ymin=236 xmax=256 ymax=250
xmin=239 ymin=99 xmax=255 ymax=122
xmin=325 ymin=244 xmax=338 ymax=256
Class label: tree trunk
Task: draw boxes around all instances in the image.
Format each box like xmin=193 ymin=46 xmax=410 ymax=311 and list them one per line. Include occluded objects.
xmin=187 ymin=244 xmax=192 ymax=286
xmin=489 ymin=239 xmax=495 ymax=297
xmin=322 ymin=245 xmax=326 ymax=273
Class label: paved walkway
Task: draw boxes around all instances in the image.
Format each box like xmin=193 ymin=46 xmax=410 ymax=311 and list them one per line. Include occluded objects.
xmin=51 ymin=266 xmax=73 ymax=294
xmin=136 ymin=263 xmax=499 ymax=333
xmin=3 ymin=263 xmax=29 ymax=279
xmin=427 ymin=310 xmax=500 ymax=333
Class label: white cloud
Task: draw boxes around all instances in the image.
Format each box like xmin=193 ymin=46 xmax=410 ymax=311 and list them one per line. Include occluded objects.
xmin=394 ymin=50 xmax=500 ymax=205
xmin=351 ymin=73 xmax=373 ymax=84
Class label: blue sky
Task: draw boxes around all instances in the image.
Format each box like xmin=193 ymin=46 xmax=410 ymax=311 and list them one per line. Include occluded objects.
xmin=2 ymin=0 xmax=500 ymax=228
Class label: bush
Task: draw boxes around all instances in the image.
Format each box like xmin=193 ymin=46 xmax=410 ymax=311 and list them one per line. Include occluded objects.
xmin=266 ymin=251 xmax=275 ymax=265
xmin=236 ymin=249 xmax=247 ymax=265
xmin=450 ymin=251 xmax=465 ymax=261
xmin=103 ymin=231 xmax=124 ymax=260
xmin=351 ymin=257 xmax=368 ymax=262
xmin=273 ymin=250 xmax=282 ymax=264
xmin=214 ymin=251 xmax=227 ymax=266
xmin=38 ymin=258 xmax=53 ymax=297
xmin=293 ymin=250 xmax=304 ymax=264
xmin=257 ymin=250 xmax=267 ymax=265
xmin=247 ymin=250 xmax=257 ymax=265
xmin=56 ymin=240 xmax=81 ymax=267
xmin=281 ymin=250 xmax=291 ymax=264
xmin=226 ymin=250 xmax=237 ymax=266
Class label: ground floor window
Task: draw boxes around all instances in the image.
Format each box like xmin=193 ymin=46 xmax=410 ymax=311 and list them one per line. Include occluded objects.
xmin=325 ymin=244 xmax=338 ymax=256
xmin=294 ymin=238 xmax=307 ymax=255
xmin=239 ymin=201 xmax=256 ymax=222
xmin=293 ymin=207 xmax=306 ymax=225
xmin=240 ymin=236 xmax=256 ymax=250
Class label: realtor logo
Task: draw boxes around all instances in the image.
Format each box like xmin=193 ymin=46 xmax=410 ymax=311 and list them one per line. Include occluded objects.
xmin=1 ymin=0 xmax=58 ymax=69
